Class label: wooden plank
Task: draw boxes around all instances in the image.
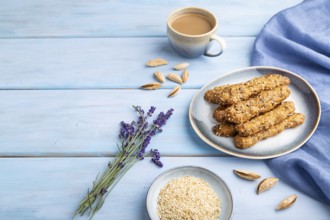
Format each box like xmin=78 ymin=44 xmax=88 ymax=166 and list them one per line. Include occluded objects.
xmin=0 ymin=89 xmax=224 ymax=156
xmin=0 ymin=157 xmax=328 ymax=220
xmin=0 ymin=0 xmax=301 ymax=38
xmin=0 ymin=37 xmax=253 ymax=89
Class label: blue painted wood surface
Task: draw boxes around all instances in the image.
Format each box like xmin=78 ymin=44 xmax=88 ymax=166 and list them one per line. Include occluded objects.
xmin=0 ymin=157 xmax=329 ymax=220
xmin=0 ymin=0 xmax=301 ymax=38
xmin=0 ymin=89 xmax=220 ymax=156
xmin=0 ymin=37 xmax=253 ymax=89
xmin=1 ymin=0 xmax=328 ymax=219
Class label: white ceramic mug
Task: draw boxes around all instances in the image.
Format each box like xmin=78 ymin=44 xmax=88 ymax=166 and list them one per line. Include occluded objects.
xmin=167 ymin=7 xmax=226 ymax=58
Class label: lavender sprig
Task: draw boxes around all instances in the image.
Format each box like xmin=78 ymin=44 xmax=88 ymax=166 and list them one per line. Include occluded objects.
xmin=151 ymin=149 xmax=163 ymax=167
xmin=74 ymin=106 xmax=173 ymax=219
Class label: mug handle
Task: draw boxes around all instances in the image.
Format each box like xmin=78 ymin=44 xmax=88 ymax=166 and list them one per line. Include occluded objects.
xmin=204 ymin=35 xmax=227 ymax=57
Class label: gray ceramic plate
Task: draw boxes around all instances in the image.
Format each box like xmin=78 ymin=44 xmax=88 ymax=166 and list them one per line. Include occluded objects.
xmin=189 ymin=66 xmax=321 ymax=159
xmin=146 ymin=166 xmax=233 ymax=220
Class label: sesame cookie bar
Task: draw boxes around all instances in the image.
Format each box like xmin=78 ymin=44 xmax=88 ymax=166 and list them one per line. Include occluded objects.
xmin=234 ymin=113 xmax=305 ymax=149
xmin=223 ymin=86 xmax=290 ymax=124
xmin=235 ymin=101 xmax=295 ymax=136
xmin=204 ymin=74 xmax=290 ymax=105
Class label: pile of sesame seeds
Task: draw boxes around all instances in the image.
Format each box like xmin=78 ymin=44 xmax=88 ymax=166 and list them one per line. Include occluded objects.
xmin=157 ymin=176 xmax=221 ymax=220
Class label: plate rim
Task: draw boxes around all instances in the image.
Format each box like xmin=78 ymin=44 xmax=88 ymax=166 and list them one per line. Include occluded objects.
xmin=146 ymin=165 xmax=234 ymax=220
xmin=189 ymin=66 xmax=321 ymax=160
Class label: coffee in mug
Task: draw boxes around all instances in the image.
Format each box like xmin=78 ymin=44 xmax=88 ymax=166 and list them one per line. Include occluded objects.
xmin=167 ymin=7 xmax=226 ymax=58
xmin=171 ymin=13 xmax=213 ymax=35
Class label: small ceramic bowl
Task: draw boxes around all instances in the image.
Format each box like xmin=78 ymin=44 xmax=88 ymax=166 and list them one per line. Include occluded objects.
xmin=146 ymin=166 xmax=233 ymax=220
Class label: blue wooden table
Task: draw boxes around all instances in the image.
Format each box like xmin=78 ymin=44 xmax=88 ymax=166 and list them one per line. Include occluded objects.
xmin=0 ymin=1 xmax=329 ymax=219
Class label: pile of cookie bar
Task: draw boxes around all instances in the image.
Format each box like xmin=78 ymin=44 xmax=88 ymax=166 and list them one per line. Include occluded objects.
xmin=204 ymin=74 xmax=305 ymax=149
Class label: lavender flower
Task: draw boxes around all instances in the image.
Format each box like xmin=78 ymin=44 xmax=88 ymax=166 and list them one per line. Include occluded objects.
xmin=153 ymin=109 xmax=174 ymax=128
xmin=100 ymin=188 xmax=108 ymax=196
xmin=137 ymin=135 xmax=151 ymax=160
xmin=151 ymin=149 xmax=163 ymax=167
xmin=75 ymin=105 xmax=174 ymax=219
xmin=118 ymin=162 xmax=124 ymax=168
xmin=147 ymin=106 xmax=156 ymax=116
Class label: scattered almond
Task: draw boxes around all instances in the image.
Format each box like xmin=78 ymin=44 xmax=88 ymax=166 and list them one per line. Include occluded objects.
xmin=154 ymin=71 xmax=166 ymax=83
xmin=173 ymin=63 xmax=189 ymax=70
xmin=140 ymin=82 xmax=162 ymax=90
xmin=146 ymin=58 xmax=168 ymax=67
xmin=181 ymin=69 xmax=189 ymax=83
xmin=167 ymin=73 xmax=183 ymax=84
xmin=257 ymin=177 xmax=279 ymax=194
xmin=276 ymin=194 xmax=297 ymax=210
xmin=168 ymin=86 xmax=181 ymax=98
xmin=234 ymin=169 xmax=261 ymax=180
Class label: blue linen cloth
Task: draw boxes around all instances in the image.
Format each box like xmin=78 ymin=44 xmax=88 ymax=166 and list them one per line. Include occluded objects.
xmin=251 ymin=0 xmax=330 ymax=204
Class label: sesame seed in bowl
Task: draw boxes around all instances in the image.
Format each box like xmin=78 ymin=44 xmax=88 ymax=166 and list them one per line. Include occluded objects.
xmin=146 ymin=166 xmax=233 ymax=220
